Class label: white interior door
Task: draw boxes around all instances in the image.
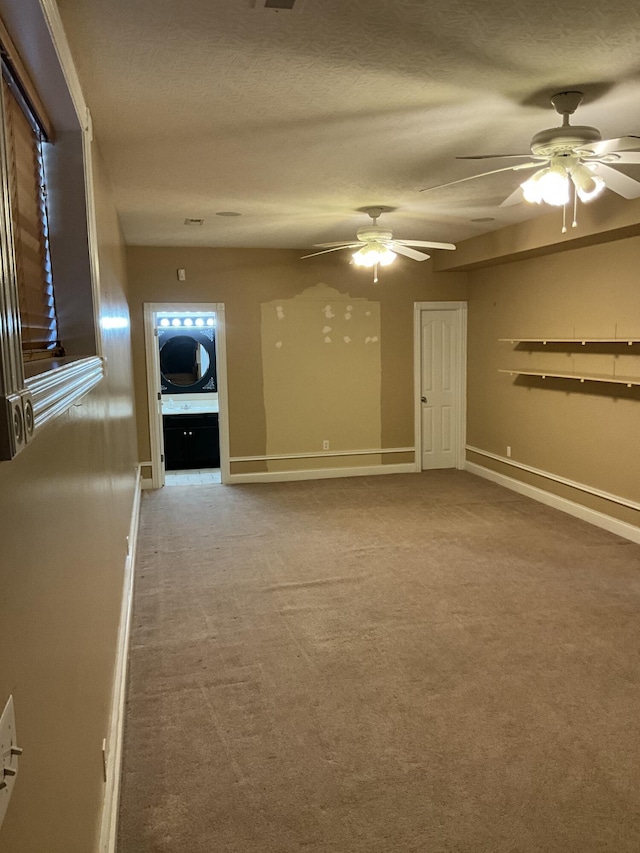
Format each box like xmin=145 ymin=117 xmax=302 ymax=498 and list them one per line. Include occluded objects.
xmin=420 ymin=309 xmax=459 ymax=470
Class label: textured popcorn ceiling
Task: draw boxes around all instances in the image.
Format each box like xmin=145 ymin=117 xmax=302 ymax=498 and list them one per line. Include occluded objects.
xmin=56 ymin=0 xmax=640 ymax=248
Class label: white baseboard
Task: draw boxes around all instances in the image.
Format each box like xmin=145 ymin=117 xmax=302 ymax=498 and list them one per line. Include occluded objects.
xmin=466 ymin=460 xmax=640 ymax=545
xmin=227 ymin=462 xmax=415 ymax=484
xmin=98 ymin=466 xmax=142 ymax=853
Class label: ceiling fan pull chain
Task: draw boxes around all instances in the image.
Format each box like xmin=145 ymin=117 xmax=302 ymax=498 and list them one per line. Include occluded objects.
xmin=562 ymin=200 xmax=567 ymax=233
xmin=572 ymin=189 xmax=578 ymax=229
xmin=373 ymin=261 xmax=379 ymax=284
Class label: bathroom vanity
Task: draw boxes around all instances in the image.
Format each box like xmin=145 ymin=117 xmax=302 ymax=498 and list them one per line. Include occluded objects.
xmin=162 ymin=409 xmax=219 ymax=469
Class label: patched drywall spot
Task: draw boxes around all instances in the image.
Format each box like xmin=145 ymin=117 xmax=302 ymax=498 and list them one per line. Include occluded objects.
xmin=261 ymin=283 xmax=382 ymax=471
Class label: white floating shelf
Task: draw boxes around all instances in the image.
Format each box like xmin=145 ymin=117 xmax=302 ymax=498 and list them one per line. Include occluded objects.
xmin=499 ymin=369 xmax=640 ymax=387
xmin=499 ymin=338 xmax=640 ymax=345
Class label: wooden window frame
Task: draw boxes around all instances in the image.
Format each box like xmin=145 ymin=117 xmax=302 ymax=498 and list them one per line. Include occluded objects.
xmin=2 ymin=66 xmax=63 ymax=363
xmin=0 ymin=1 xmax=105 ymax=460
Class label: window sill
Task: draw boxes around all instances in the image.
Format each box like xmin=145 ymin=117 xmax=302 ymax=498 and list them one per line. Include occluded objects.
xmin=25 ymin=355 xmax=105 ymax=431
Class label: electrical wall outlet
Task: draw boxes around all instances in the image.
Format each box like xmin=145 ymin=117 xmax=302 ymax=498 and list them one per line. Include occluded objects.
xmin=0 ymin=391 xmax=34 ymax=460
xmin=506 ymin=445 xmax=512 ymax=458
xmin=322 ymin=440 xmax=329 ymax=451
xmin=0 ymin=696 xmax=22 ymax=830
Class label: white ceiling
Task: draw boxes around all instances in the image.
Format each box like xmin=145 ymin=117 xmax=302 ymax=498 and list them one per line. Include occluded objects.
xmin=55 ymin=0 xmax=640 ymax=250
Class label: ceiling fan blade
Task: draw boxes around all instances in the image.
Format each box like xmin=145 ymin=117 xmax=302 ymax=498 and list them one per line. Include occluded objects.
xmin=457 ymin=154 xmax=534 ymax=160
xmin=594 ymin=163 xmax=640 ymax=199
xmin=499 ymin=185 xmax=524 ymax=207
xmin=603 ymin=151 xmax=640 ymax=164
xmin=301 ymin=244 xmax=360 ymax=259
xmin=313 ymin=241 xmax=363 ymax=248
xmin=385 ymin=242 xmax=430 ymax=261
xmin=395 ymin=239 xmax=456 ymax=250
xmin=581 ymin=135 xmax=640 ymax=157
xmin=420 ymin=161 xmax=539 ymax=192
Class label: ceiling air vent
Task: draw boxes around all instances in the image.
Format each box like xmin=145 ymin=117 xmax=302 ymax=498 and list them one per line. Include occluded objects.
xmin=254 ymin=0 xmax=304 ymax=11
xmin=184 ymin=218 xmax=204 ymax=226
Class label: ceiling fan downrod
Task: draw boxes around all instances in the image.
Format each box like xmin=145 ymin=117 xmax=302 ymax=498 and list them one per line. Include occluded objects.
xmin=550 ymin=90 xmax=583 ymax=125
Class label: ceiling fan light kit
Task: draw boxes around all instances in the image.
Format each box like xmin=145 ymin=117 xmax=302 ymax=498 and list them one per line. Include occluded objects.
xmin=521 ymin=162 xmax=570 ymax=206
xmin=571 ymin=163 xmax=605 ymax=201
xmin=352 ymin=245 xmax=397 ymax=268
xmin=302 ymin=207 xmax=456 ymax=283
xmin=520 ymin=156 xmax=605 ymax=207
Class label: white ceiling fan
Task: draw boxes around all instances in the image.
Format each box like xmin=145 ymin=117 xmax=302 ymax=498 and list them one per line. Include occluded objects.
xmin=421 ymin=91 xmax=640 ymax=230
xmin=302 ymin=207 xmax=456 ymax=282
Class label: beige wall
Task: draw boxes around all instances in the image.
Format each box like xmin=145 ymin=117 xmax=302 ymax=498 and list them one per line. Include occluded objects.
xmin=261 ymin=284 xmax=382 ymax=471
xmin=0 ymin=147 xmax=138 ymax=853
xmin=465 ymin=232 xmax=640 ymax=527
xmin=126 ymin=247 xmax=468 ymax=475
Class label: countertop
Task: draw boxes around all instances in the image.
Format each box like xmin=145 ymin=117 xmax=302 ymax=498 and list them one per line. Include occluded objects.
xmin=162 ymin=399 xmax=219 ymax=415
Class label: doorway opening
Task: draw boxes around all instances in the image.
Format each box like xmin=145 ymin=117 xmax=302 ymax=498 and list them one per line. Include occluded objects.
xmin=143 ymin=302 xmax=229 ymax=488
xmin=413 ymin=302 xmax=467 ymax=471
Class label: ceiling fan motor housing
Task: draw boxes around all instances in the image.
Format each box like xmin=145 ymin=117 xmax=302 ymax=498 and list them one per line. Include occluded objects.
xmin=356 ymin=226 xmax=393 ymax=242
xmin=530 ymin=125 xmax=602 ymax=158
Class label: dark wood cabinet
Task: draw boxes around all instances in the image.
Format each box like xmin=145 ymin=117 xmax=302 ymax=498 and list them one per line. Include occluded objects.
xmin=163 ymin=413 xmax=220 ymax=470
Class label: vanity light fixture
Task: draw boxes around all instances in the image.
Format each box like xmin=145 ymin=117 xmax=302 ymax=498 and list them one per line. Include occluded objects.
xmin=157 ymin=314 xmax=216 ymax=329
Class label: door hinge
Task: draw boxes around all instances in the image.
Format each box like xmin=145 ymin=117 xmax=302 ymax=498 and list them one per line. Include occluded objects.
xmin=161 ymin=454 xmax=164 ymax=463
xmin=157 ymin=392 xmax=162 ymax=401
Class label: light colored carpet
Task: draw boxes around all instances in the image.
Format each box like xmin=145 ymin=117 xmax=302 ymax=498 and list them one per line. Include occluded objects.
xmin=118 ymin=471 xmax=640 ymax=852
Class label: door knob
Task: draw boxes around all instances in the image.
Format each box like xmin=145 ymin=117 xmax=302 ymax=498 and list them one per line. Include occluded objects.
xmin=421 ymin=396 xmax=427 ymax=403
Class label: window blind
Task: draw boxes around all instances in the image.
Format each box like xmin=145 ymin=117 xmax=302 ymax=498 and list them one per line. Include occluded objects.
xmin=2 ymin=73 xmax=62 ymax=360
